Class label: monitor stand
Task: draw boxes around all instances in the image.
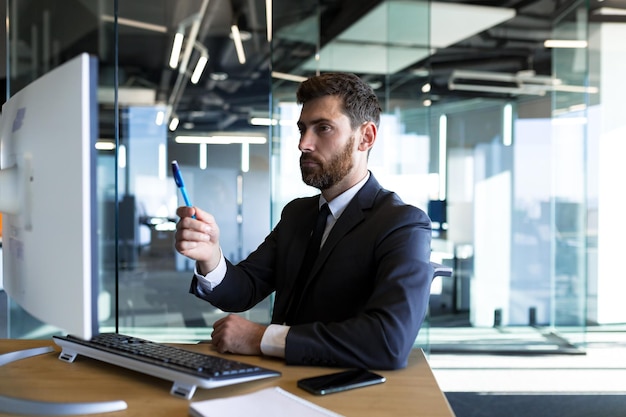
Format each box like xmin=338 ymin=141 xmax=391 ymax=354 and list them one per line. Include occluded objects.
xmin=0 ymin=345 xmax=127 ymax=415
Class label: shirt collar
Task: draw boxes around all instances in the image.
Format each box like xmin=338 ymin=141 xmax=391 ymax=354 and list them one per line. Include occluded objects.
xmin=319 ymin=172 xmax=370 ymax=219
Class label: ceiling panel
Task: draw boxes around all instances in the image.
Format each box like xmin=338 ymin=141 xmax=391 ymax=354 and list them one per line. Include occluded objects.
xmin=302 ymin=1 xmax=515 ymax=74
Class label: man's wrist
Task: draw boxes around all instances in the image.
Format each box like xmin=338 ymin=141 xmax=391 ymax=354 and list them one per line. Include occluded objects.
xmin=194 ymin=251 xmax=227 ymax=291
xmin=260 ymin=324 xmax=289 ymax=358
xmin=196 ymin=249 xmax=220 ymax=275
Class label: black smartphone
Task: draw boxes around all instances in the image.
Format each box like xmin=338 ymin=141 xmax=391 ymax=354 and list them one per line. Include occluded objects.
xmin=297 ymin=369 xmax=386 ymax=395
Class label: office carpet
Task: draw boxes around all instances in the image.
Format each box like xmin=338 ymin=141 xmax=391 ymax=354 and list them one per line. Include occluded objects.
xmin=445 ymin=392 xmax=626 ymax=417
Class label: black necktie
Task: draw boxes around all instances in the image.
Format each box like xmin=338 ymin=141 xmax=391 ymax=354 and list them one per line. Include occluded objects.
xmin=286 ymin=203 xmax=330 ymax=322
xmin=300 ymin=203 xmax=330 ymax=276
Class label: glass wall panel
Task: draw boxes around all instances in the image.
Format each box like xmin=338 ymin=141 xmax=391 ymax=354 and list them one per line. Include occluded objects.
xmin=4 ymin=0 xmax=114 ymax=339
xmin=110 ymin=0 xmax=272 ymax=341
xmin=425 ymin=0 xmax=590 ymax=353
xmin=550 ymin=1 xmax=590 ymax=345
xmin=2 ymin=0 xmax=598 ymax=357
xmin=3 ymin=0 xmax=273 ymax=342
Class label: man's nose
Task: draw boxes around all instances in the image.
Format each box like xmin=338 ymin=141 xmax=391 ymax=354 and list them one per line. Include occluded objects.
xmin=298 ymin=131 xmax=315 ymax=152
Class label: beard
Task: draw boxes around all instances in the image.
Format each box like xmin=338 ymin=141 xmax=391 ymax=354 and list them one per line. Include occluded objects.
xmin=300 ymin=135 xmax=355 ymax=190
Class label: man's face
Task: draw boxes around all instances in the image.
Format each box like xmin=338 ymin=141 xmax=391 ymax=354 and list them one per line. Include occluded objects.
xmin=297 ymin=95 xmax=357 ymax=191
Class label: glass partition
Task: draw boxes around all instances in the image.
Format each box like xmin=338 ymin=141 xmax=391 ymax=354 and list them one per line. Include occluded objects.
xmin=425 ymin=0 xmax=591 ymax=353
xmin=2 ymin=0 xmax=600 ymax=357
xmin=109 ymin=0 xmax=273 ymax=341
xmin=550 ymin=0 xmax=590 ymax=346
xmin=4 ymin=0 xmax=114 ymax=338
xmin=3 ymin=0 xmax=273 ymax=342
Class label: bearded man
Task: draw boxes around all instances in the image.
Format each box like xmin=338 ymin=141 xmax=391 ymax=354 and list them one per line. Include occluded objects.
xmin=174 ymin=72 xmax=433 ymax=370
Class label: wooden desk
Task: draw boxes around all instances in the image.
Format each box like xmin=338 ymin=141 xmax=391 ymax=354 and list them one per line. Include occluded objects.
xmin=0 ymin=339 xmax=454 ymax=417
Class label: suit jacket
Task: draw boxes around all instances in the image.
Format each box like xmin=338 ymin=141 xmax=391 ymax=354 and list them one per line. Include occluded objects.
xmin=190 ymin=173 xmax=433 ymax=369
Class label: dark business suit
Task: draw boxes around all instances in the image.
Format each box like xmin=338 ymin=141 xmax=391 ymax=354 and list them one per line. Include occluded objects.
xmin=190 ymin=173 xmax=433 ymax=369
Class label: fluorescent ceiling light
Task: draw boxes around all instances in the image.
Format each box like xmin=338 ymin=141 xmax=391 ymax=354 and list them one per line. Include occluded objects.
xmin=175 ymin=135 xmax=267 ymax=144
xmin=118 ymin=144 xmax=127 ymax=169
xmin=95 ymin=141 xmax=116 ymax=151
xmin=191 ymin=55 xmax=208 ymax=84
xmin=199 ymin=144 xmax=207 ymax=170
xmin=250 ymin=117 xmax=277 ymax=126
xmin=266 ymin=0 xmax=273 ymax=42
xmin=271 ymin=71 xmax=307 ymax=82
xmin=544 ymin=39 xmax=588 ymax=48
xmin=503 ymin=103 xmax=513 ymax=146
xmin=241 ymin=143 xmax=250 ymax=173
xmin=250 ymin=117 xmax=295 ymax=126
xmin=169 ymin=117 xmax=180 ymax=131
xmin=438 ymin=115 xmax=447 ymax=201
xmin=169 ymin=32 xmax=184 ymax=69
xmin=155 ymin=110 xmax=165 ymax=126
xmin=231 ymin=25 xmax=246 ymax=64
xmin=593 ymin=7 xmax=626 ymax=16
xmin=101 ymin=15 xmax=167 ymax=32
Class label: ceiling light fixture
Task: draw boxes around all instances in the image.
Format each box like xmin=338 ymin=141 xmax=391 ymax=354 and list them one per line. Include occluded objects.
xmin=199 ymin=143 xmax=208 ymax=170
xmin=438 ymin=115 xmax=447 ymax=201
xmin=266 ymin=0 xmax=273 ymax=42
xmin=271 ymin=71 xmax=307 ymax=83
xmin=250 ymin=117 xmax=277 ymax=126
xmin=544 ymin=39 xmax=588 ymax=48
xmin=101 ymin=15 xmax=167 ymax=33
xmin=155 ymin=110 xmax=165 ymax=126
xmin=503 ymin=103 xmax=513 ymax=146
xmin=231 ymin=24 xmax=246 ymax=64
xmin=175 ymin=135 xmax=267 ymax=145
xmin=593 ymin=7 xmax=626 ymax=16
xmin=191 ymin=42 xmax=209 ymax=84
xmin=169 ymin=116 xmax=180 ymax=131
xmin=169 ymin=32 xmax=184 ymax=69
xmin=95 ymin=141 xmax=116 ymax=151
xmin=191 ymin=56 xmax=208 ymax=84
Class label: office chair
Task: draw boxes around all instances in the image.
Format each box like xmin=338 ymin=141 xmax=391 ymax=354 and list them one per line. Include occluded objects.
xmin=430 ymin=261 xmax=453 ymax=280
xmin=426 ymin=260 xmax=454 ymax=322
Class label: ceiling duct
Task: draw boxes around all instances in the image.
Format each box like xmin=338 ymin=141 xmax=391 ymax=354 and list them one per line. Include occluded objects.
xmin=448 ymin=69 xmax=599 ymax=96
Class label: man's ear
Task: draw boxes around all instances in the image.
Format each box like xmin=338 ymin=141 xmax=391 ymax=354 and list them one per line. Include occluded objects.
xmin=358 ymin=121 xmax=376 ymax=152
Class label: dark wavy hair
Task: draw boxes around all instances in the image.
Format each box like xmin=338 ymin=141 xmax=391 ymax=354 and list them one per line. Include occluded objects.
xmin=296 ymin=73 xmax=382 ymax=130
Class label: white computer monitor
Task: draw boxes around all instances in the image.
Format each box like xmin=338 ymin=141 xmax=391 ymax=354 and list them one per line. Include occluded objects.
xmin=0 ymin=53 xmax=99 ymax=340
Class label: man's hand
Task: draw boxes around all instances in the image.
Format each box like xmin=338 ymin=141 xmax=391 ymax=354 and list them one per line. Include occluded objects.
xmin=174 ymin=206 xmax=221 ymax=274
xmin=211 ymin=314 xmax=267 ymax=355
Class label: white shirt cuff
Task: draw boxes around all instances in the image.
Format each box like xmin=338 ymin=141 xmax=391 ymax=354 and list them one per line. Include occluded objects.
xmin=260 ymin=324 xmax=289 ymax=358
xmin=193 ymin=250 xmax=227 ymax=291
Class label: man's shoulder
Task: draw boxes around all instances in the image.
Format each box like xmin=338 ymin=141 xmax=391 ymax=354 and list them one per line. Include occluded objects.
xmin=370 ymin=189 xmax=429 ymax=223
xmin=281 ymin=195 xmax=319 ymax=215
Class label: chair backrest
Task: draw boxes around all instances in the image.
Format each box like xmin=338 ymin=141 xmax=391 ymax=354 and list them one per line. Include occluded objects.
xmin=430 ymin=261 xmax=453 ymax=279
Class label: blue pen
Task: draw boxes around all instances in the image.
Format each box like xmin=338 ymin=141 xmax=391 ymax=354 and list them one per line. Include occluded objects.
xmin=171 ymin=160 xmax=193 ymax=208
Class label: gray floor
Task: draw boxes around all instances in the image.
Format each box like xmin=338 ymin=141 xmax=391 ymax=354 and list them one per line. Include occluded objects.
xmin=429 ymin=326 xmax=626 ymax=394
